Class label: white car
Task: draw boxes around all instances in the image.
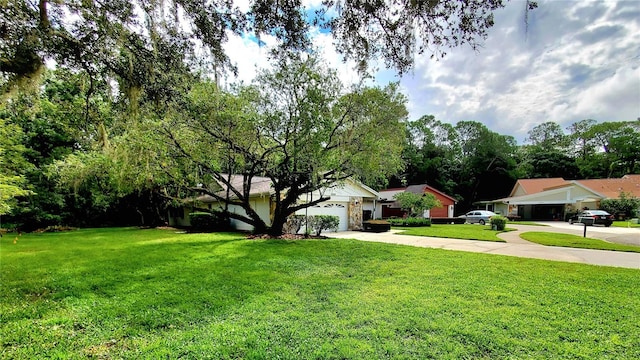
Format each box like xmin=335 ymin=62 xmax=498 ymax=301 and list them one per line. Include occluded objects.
xmin=459 ymin=210 xmax=497 ymax=225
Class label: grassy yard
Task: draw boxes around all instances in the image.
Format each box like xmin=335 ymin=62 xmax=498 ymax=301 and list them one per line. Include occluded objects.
xmin=1 ymin=228 xmax=639 ymax=359
xmin=520 ymin=232 xmax=640 ymax=253
xmin=612 ymin=220 xmax=640 ymax=228
xmin=396 ymin=224 xmax=511 ymax=242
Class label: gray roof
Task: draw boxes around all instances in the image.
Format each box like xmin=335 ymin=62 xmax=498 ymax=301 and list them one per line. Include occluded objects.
xmin=198 ymin=175 xmax=273 ymax=203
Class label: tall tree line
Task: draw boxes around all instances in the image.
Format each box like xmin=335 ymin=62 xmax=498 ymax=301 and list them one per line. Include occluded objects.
xmin=2 ymin=69 xmax=637 ymax=232
xmin=398 ymin=117 xmax=640 ymax=212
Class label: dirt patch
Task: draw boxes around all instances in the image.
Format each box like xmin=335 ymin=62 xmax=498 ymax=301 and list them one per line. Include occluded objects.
xmin=155 ymin=226 xmax=180 ymax=231
xmin=248 ymin=234 xmax=327 ymax=240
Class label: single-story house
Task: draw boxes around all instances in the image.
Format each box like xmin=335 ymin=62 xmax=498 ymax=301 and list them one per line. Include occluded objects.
xmin=168 ymin=176 xmax=380 ymax=232
xmin=376 ymin=184 xmax=457 ymax=218
xmin=479 ymin=174 xmax=640 ymax=220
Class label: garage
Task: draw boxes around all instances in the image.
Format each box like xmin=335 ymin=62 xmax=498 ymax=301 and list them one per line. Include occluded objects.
xmin=300 ymin=202 xmax=349 ymax=232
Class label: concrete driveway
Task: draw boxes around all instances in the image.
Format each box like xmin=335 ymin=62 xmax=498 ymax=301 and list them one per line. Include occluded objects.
xmin=329 ymin=227 xmax=640 ymax=269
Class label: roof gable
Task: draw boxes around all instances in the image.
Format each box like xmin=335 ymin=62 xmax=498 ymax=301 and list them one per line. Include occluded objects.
xmin=378 ymin=188 xmax=407 ymax=201
xmin=509 ymin=178 xmax=568 ymax=197
xmin=500 ymin=175 xmax=640 ymax=203
xmin=503 ymin=183 xmax=604 ymax=204
xmin=379 ymin=184 xmax=457 ymax=203
xmin=318 ymin=178 xmax=380 ymax=199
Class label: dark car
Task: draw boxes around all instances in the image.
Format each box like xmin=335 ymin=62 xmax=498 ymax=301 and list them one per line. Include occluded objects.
xmin=568 ymin=210 xmax=614 ymax=227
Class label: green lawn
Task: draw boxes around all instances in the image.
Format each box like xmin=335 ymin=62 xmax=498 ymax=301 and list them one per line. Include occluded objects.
xmin=612 ymin=220 xmax=640 ymax=228
xmin=520 ymin=232 xmax=640 ymax=253
xmin=396 ymin=224 xmax=512 ymax=242
xmin=1 ymin=228 xmax=639 ymax=359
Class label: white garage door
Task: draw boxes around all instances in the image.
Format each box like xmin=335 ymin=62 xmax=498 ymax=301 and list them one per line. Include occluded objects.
xmin=302 ymin=202 xmax=349 ymax=231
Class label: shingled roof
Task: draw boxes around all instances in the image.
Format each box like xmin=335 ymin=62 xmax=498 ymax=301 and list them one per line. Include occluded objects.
xmin=509 ymin=175 xmax=640 ymax=199
xmin=197 ymin=175 xmax=273 ymax=203
xmin=576 ymin=174 xmax=640 ymax=199
xmin=509 ymin=178 xmax=568 ymax=197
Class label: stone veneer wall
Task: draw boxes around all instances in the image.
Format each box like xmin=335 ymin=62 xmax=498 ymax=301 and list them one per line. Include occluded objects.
xmin=348 ymin=197 xmax=363 ymax=230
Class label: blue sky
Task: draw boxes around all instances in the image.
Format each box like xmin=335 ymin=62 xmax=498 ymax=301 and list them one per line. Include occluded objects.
xmin=224 ymin=0 xmax=640 ymax=143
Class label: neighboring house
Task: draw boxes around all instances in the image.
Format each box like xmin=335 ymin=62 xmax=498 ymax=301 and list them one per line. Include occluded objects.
xmin=168 ymin=176 xmax=379 ymax=232
xmin=376 ymin=184 xmax=457 ymax=218
xmin=479 ymin=174 xmax=640 ymax=220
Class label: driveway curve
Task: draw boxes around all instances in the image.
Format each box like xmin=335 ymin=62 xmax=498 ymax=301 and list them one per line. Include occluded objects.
xmin=329 ymin=229 xmax=640 ymax=269
xmin=529 ymin=221 xmax=640 ymax=246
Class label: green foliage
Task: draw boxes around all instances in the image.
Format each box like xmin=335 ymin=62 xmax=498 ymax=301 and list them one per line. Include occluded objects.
xmin=306 ymin=215 xmax=340 ymax=236
xmin=393 ymin=192 xmax=441 ymax=218
xmin=398 ymin=224 xmax=510 ymax=242
xmin=517 ymin=147 xmax=580 ymax=179
xmin=0 ymin=116 xmax=32 ymax=214
xmin=0 ymin=176 xmax=31 ymax=215
xmin=189 ymin=211 xmax=230 ymax=232
xmin=525 ymin=121 xmax=569 ymax=149
xmin=569 ymin=120 xmax=640 ymax=178
xmin=520 ymin=232 xmax=640 ymax=253
xmin=387 ymin=217 xmax=432 ymax=227
xmin=0 ymin=70 xmax=127 ymax=229
xmin=401 ymin=115 xmax=459 ymax=195
xmin=283 ymin=215 xmax=307 ymax=234
xmin=612 ymin=220 xmax=640 ymax=228
xmin=490 ymin=215 xmax=508 ymax=231
xmin=600 ymin=192 xmax=640 ymax=219
xmin=1 ymin=0 xmax=514 ymax=96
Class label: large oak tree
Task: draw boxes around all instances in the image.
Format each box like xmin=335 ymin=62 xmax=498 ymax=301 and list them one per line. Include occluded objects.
xmin=157 ymin=55 xmax=407 ymax=234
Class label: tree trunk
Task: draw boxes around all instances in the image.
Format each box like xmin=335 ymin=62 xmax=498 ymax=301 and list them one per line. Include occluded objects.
xmin=266 ymin=197 xmax=304 ymax=236
xmin=268 ymin=215 xmax=287 ymax=237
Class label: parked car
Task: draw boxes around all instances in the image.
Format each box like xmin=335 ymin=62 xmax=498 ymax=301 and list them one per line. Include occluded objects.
xmin=568 ymin=210 xmax=614 ymax=227
xmin=459 ymin=210 xmax=497 ymax=225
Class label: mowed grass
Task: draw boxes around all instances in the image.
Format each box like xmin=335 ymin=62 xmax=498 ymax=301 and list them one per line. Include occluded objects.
xmin=1 ymin=228 xmax=639 ymax=359
xmin=396 ymin=224 xmax=512 ymax=242
xmin=612 ymin=220 xmax=640 ymax=228
xmin=520 ymin=232 xmax=640 ymax=253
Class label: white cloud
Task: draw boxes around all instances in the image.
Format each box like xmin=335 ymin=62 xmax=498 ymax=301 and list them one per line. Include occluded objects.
xmin=403 ymin=0 xmax=640 ymax=142
xmin=220 ymin=0 xmax=639 ymax=142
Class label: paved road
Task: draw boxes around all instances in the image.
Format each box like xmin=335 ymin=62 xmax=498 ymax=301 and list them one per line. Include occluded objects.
xmin=329 ymin=227 xmax=640 ymax=269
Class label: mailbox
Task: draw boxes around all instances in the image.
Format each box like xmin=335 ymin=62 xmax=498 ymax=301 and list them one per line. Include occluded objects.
xmin=579 ymin=217 xmax=594 ymax=226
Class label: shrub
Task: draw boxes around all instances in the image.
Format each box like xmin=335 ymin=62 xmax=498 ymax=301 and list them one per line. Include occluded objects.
xmin=600 ymin=192 xmax=640 ymax=219
xmin=490 ymin=215 xmax=508 ymax=231
xmin=189 ymin=211 xmax=230 ymax=232
xmin=283 ymin=215 xmax=306 ymax=234
xmin=307 ymin=215 xmax=339 ymax=236
xmin=387 ymin=217 xmax=431 ymax=227
xmin=393 ymin=192 xmax=442 ymax=217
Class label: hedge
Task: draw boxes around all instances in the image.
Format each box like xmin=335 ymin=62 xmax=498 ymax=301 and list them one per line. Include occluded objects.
xmin=307 ymin=215 xmax=340 ymax=236
xmin=387 ymin=217 xmax=432 ymax=227
xmin=189 ymin=211 xmax=230 ymax=232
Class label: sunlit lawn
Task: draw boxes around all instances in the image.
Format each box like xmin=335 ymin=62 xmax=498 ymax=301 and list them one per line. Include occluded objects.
xmin=520 ymin=232 xmax=640 ymax=253
xmin=396 ymin=224 xmax=512 ymax=242
xmin=612 ymin=220 xmax=640 ymax=228
xmin=1 ymin=227 xmax=639 ymax=359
